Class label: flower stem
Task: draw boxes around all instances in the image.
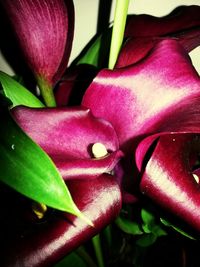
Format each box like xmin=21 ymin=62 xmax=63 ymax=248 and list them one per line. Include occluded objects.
xmin=92 ymin=234 xmax=105 ymax=267
xmin=37 ymin=76 xmax=56 ymax=107
xmin=108 ymin=0 xmax=130 ymax=69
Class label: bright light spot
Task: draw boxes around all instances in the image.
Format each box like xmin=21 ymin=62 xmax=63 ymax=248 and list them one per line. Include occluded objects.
xmin=92 ymin=143 xmax=108 ymax=158
xmin=193 ymin=173 xmax=199 ymax=184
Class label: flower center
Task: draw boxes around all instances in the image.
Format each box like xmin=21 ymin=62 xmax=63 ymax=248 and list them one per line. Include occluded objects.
xmin=92 ymin=142 xmax=108 ymax=158
xmin=32 ymin=201 xmax=47 ymax=219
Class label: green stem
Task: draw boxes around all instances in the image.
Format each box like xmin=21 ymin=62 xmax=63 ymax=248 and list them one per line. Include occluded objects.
xmin=108 ymin=0 xmax=130 ymax=69
xmin=92 ymin=234 xmax=105 ymax=267
xmin=76 ymin=246 xmax=98 ymax=267
xmin=37 ymin=76 xmax=56 ymax=107
xmin=104 ymin=224 xmax=112 ymax=248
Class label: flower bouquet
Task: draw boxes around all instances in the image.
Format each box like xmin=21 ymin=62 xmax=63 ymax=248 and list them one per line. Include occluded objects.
xmin=0 ymin=0 xmax=200 ymax=266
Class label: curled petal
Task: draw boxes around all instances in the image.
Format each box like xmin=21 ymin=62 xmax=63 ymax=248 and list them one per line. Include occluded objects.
xmin=1 ymin=175 xmax=122 ymax=266
xmin=12 ymin=106 xmax=122 ymax=180
xmin=116 ymin=5 xmax=200 ymax=68
xmin=82 ymin=40 xmax=200 ymax=153
xmin=116 ymin=29 xmax=200 ymax=68
xmin=2 ymin=0 xmax=74 ymax=85
xmin=125 ymin=5 xmax=200 ymax=37
xmin=140 ymin=134 xmax=200 ymax=232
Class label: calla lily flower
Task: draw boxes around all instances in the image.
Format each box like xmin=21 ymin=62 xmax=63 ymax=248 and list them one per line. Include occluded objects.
xmin=1 ymin=2 xmax=200 ymax=266
xmin=83 ymin=40 xmax=200 ymax=151
xmin=117 ymin=5 xmax=200 ymax=67
xmin=12 ymin=106 xmax=123 ymax=180
xmin=82 ymin=39 xmax=200 ymax=231
xmin=1 ymin=106 xmax=122 ymax=266
xmin=1 ymin=0 xmax=74 ymax=86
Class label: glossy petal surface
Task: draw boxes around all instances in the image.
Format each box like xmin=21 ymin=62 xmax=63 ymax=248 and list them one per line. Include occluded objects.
xmin=2 ymin=0 xmax=74 ymax=84
xmin=12 ymin=106 xmax=122 ymax=180
xmin=83 ymin=40 xmax=200 ymax=153
xmin=1 ymin=175 xmax=122 ymax=267
xmin=140 ymin=134 xmax=200 ymax=232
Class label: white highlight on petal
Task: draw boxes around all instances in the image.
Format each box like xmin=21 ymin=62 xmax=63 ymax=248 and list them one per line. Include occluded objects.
xmin=193 ymin=173 xmax=199 ymax=184
xmin=92 ymin=142 xmax=108 ymax=158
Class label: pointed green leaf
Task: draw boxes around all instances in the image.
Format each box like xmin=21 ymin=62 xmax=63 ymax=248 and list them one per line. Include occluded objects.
xmin=0 ymin=71 xmax=44 ymax=108
xmin=160 ymin=218 xmax=195 ymax=240
xmin=0 ymin=108 xmax=91 ymax=224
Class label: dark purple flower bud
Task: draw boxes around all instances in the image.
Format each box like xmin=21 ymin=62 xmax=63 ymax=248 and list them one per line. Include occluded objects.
xmin=1 ymin=0 xmax=74 ymax=86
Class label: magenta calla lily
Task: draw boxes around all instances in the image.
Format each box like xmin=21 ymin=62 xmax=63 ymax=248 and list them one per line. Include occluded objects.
xmin=1 ymin=2 xmax=200 ymax=266
xmin=1 ymin=0 xmax=74 ymax=86
xmin=12 ymin=106 xmax=123 ymax=180
xmin=117 ymin=5 xmax=200 ymax=67
xmin=82 ymin=39 xmax=200 ymax=230
xmin=1 ymin=175 xmax=121 ymax=267
xmin=82 ymin=40 xmax=200 ymax=152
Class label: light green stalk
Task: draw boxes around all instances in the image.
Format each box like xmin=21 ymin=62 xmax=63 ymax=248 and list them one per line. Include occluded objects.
xmin=108 ymin=0 xmax=130 ymax=69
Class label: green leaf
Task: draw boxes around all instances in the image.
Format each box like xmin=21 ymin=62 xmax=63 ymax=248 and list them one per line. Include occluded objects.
xmin=115 ymin=216 xmax=143 ymax=235
xmin=0 ymin=71 xmax=44 ymax=108
xmin=141 ymin=208 xmax=155 ymax=225
xmin=160 ymin=218 xmax=196 ymax=240
xmin=0 ymin=108 xmax=92 ymax=225
xmin=141 ymin=209 xmax=167 ymax=237
xmin=73 ymin=28 xmax=112 ymax=68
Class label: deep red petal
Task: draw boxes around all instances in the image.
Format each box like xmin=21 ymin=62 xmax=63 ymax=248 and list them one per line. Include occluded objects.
xmin=140 ymin=134 xmax=200 ymax=232
xmin=1 ymin=175 xmax=122 ymax=267
xmin=116 ymin=28 xmax=200 ymax=68
xmin=125 ymin=5 xmax=200 ymax=37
